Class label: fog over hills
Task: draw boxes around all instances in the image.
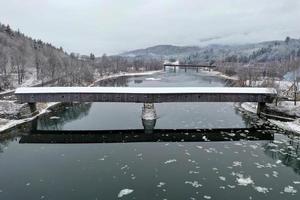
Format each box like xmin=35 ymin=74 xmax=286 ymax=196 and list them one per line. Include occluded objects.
xmin=121 ymin=38 xmax=300 ymax=63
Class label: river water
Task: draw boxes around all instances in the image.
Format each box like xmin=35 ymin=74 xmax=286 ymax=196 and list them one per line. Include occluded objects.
xmin=0 ymin=69 xmax=300 ymax=199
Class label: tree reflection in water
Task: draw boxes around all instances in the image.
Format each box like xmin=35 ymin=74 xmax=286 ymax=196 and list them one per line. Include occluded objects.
xmin=264 ymin=133 xmax=300 ymax=175
xmin=37 ymin=103 xmax=92 ymax=130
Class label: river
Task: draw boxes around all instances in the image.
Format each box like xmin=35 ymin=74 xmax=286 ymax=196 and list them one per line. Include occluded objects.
xmin=0 ymin=69 xmax=299 ymax=199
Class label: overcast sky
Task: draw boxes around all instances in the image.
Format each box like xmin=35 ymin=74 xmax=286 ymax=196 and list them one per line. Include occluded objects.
xmin=0 ymin=0 xmax=299 ymax=55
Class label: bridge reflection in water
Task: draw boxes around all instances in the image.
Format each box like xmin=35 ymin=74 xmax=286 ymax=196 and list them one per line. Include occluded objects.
xmin=20 ymin=128 xmax=275 ymax=144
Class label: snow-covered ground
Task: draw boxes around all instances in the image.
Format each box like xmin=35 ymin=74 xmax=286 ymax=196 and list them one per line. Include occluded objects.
xmin=200 ymin=69 xmax=239 ymax=80
xmin=0 ymin=102 xmax=58 ymax=133
xmin=240 ymin=102 xmax=300 ymax=134
xmin=90 ymin=70 xmax=162 ymax=86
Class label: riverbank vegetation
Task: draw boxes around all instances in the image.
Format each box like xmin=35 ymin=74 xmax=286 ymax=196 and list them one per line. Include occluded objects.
xmin=0 ymin=23 xmax=163 ymax=92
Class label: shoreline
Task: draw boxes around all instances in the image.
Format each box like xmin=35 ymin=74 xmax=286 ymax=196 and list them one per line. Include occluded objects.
xmin=0 ymin=70 xmax=162 ymax=133
xmin=205 ymin=69 xmax=300 ymax=135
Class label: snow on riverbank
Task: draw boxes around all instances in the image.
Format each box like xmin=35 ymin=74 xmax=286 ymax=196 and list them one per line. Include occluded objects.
xmin=90 ymin=70 xmax=162 ymax=86
xmin=199 ymin=69 xmax=239 ymax=80
xmin=240 ymin=102 xmax=300 ymax=134
xmin=0 ymin=102 xmax=58 ymax=133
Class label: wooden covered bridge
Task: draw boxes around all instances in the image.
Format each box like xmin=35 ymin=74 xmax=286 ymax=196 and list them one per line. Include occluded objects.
xmin=15 ymin=86 xmax=277 ymax=115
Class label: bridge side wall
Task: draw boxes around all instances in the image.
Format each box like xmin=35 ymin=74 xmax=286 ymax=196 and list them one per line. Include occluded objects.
xmin=16 ymin=93 xmax=276 ymax=103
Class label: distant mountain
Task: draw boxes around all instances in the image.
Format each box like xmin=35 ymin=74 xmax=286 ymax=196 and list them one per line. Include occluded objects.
xmin=121 ymin=45 xmax=201 ymax=57
xmin=121 ymin=38 xmax=300 ymax=63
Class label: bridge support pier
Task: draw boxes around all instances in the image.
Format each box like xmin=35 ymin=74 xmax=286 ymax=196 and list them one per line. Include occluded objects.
xmin=257 ymin=102 xmax=266 ymax=116
xmin=185 ymin=67 xmax=187 ymax=72
xmin=141 ymin=103 xmax=157 ymax=133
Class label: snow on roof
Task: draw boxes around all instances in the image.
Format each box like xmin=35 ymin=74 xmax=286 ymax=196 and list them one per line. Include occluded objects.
xmin=15 ymin=87 xmax=277 ymax=95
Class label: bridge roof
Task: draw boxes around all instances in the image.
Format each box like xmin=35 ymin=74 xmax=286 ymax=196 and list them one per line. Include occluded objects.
xmin=15 ymin=87 xmax=277 ymax=95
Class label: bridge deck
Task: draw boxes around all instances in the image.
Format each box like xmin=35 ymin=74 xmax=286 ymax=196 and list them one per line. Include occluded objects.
xmin=15 ymin=87 xmax=277 ymax=103
xmin=163 ymin=64 xmax=216 ymax=67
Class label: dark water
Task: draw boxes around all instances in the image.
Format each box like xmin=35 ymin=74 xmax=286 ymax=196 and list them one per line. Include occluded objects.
xmin=0 ymin=69 xmax=300 ymax=199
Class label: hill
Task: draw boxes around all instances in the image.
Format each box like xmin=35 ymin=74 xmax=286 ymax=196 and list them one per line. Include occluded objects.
xmin=121 ymin=38 xmax=300 ymax=64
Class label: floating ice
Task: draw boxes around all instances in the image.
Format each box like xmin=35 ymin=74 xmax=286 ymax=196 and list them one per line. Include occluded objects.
xmin=284 ymin=186 xmax=297 ymax=194
xmin=26 ymin=182 xmax=31 ymax=186
xmin=202 ymin=136 xmax=208 ymax=141
xmin=50 ymin=116 xmax=60 ymax=120
xmin=232 ymin=161 xmax=242 ymax=167
xmin=157 ymin=182 xmax=165 ymax=188
xmin=264 ymin=174 xmax=270 ymax=178
xmin=276 ymin=160 xmax=282 ymax=164
xmin=164 ymin=159 xmax=177 ymax=164
xmin=267 ymin=143 xmax=278 ymax=148
xmin=249 ymin=145 xmax=258 ymax=149
xmin=185 ymin=181 xmax=202 ymax=188
xmin=236 ymin=175 xmax=254 ymax=186
xmin=118 ymin=189 xmax=134 ymax=198
xmin=203 ymin=195 xmax=211 ymax=199
xmin=121 ymin=165 xmax=129 ymax=170
xmin=219 ymin=176 xmax=226 ymax=181
xmin=272 ymin=171 xmax=279 ymax=178
xmin=145 ymin=78 xmax=161 ymax=81
xmin=189 ymin=171 xmax=200 ymax=174
xmin=293 ymin=181 xmax=300 ymax=184
xmin=254 ymin=186 xmax=269 ymax=193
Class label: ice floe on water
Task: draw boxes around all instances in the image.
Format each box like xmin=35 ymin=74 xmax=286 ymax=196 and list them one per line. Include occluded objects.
xmin=254 ymin=186 xmax=269 ymax=194
xmin=293 ymin=181 xmax=300 ymax=184
xmin=145 ymin=78 xmax=161 ymax=81
xmin=118 ymin=189 xmax=134 ymax=198
xmin=232 ymin=161 xmax=242 ymax=167
xmin=283 ymin=186 xmax=297 ymax=194
xmin=157 ymin=182 xmax=166 ymax=188
xmin=202 ymin=136 xmax=209 ymax=141
xmin=121 ymin=165 xmax=129 ymax=170
xmin=203 ymin=195 xmax=212 ymax=199
xmin=254 ymin=162 xmax=277 ymax=169
xmin=275 ymin=160 xmax=282 ymax=164
xmin=164 ymin=159 xmax=177 ymax=164
xmin=235 ymin=174 xmax=254 ymax=186
xmin=272 ymin=171 xmax=279 ymax=178
xmin=50 ymin=116 xmax=60 ymax=120
xmin=249 ymin=145 xmax=258 ymax=149
xmin=219 ymin=176 xmax=226 ymax=181
xmin=185 ymin=181 xmax=202 ymax=188
xmin=227 ymin=185 xmax=236 ymax=189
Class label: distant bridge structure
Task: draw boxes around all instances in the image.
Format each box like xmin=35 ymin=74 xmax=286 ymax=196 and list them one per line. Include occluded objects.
xmin=163 ymin=63 xmax=217 ymax=72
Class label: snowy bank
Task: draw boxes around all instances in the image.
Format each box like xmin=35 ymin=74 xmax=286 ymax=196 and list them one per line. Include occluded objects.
xmin=90 ymin=70 xmax=162 ymax=86
xmin=0 ymin=102 xmax=58 ymax=133
xmin=199 ymin=69 xmax=239 ymax=81
xmin=240 ymin=102 xmax=300 ymax=135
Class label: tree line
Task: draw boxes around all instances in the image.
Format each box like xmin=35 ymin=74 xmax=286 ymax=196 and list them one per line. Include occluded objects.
xmin=0 ymin=23 xmax=163 ymax=91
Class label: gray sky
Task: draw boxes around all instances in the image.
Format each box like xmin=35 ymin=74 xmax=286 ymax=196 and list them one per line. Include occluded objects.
xmin=0 ymin=0 xmax=299 ymax=55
